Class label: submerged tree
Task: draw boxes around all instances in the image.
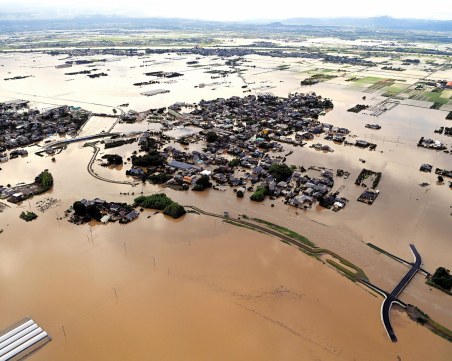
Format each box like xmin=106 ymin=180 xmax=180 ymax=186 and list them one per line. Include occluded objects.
xmin=268 ymin=163 xmax=293 ymax=182
xmin=35 ymin=170 xmax=54 ymax=188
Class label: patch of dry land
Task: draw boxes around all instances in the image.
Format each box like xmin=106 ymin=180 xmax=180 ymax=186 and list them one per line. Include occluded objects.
xmin=0 ymin=47 xmax=451 ymax=360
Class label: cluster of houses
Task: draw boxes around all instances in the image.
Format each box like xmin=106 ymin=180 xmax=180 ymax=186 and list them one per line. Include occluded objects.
xmin=435 ymin=168 xmax=452 ymax=178
xmin=0 ymin=183 xmax=42 ymax=204
xmin=181 ymin=93 xmax=353 ymax=147
xmin=69 ymin=198 xmax=139 ymax=225
xmin=46 ymin=47 xmax=377 ymax=67
xmin=0 ymin=100 xmax=90 ymax=157
xmin=126 ymin=136 xmax=349 ymax=211
xmin=417 ymin=137 xmax=448 ymax=151
xmin=116 ymin=94 xmax=361 ymax=211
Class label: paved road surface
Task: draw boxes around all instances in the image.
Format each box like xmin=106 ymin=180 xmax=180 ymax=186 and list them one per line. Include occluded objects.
xmin=363 ymin=244 xmax=422 ymax=342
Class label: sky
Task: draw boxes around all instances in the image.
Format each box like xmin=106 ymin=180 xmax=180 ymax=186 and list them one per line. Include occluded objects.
xmin=0 ymin=0 xmax=451 ymax=21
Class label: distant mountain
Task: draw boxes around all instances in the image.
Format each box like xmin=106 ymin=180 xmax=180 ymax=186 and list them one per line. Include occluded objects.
xmin=0 ymin=15 xmax=451 ymax=33
xmin=281 ymin=16 xmax=452 ymax=31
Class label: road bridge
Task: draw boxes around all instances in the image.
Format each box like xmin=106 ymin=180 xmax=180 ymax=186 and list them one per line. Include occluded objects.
xmin=361 ymin=244 xmax=422 ymax=342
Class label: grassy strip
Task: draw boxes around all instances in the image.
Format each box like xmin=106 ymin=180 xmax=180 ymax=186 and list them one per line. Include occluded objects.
xmin=223 ymin=219 xmax=268 ymax=236
xmin=187 ymin=207 xmax=368 ymax=281
xmin=426 ymin=280 xmax=452 ymax=296
xmin=326 ymin=259 xmax=358 ymax=282
xmin=251 ymin=218 xmax=368 ymax=280
xmin=366 ymin=242 xmax=403 ymax=261
xmin=410 ymin=306 xmax=452 ymax=342
xmin=324 ymin=252 xmax=368 ymax=281
xmin=250 ymin=218 xmax=368 ymax=279
xmin=427 ymin=318 xmax=452 ymax=342
xmin=251 ymin=218 xmax=317 ymax=248
xmin=198 ymin=205 xmax=450 ymax=343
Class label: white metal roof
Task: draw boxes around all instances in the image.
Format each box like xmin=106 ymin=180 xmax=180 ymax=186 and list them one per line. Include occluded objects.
xmin=0 ymin=318 xmax=50 ymax=361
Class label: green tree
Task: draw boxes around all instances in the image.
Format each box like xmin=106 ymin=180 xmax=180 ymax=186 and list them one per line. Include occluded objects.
xmin=205 ymin=131 xmax=218 ymax=143
xmin=102 ymin=154 xmax=123 ymax=165
xmin=228 ymin=158 xmax=241 ymax=167
xmin=250 ymin=186 xmax=268 ymax=202
xmin=86 ymin=204 xmax=102 ymax=221
xmin=163 ymin=202 xmax=186 ymax=219
xmin=269 ymin=163 xmax=293 ymax=182
xmin=35 ymin=170 xmax=54 ymax=188
xmin=20 ymin=211 xmax=38 ymax=222
xmin=431 ymin=267 xmax=452 ymax=291
xmin=73 ymin=201 xmax=86 ymax=216
xmin=134 ymin=194 xmax=173 ymax=210
xmin=195 ymin=175 xmax=212 ymax=190
xmin=131 ymin=150 xmax=165 ymax=167
xmin=149 ymin=173 xmax=172 ymax=184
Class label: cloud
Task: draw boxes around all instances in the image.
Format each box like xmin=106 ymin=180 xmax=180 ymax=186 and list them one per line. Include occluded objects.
xmin=1 ymin=0 xmax=451 ymax=20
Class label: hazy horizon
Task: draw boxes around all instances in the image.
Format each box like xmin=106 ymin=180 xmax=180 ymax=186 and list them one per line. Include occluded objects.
xmin=1 ymin=0 xmax=451 ymax=21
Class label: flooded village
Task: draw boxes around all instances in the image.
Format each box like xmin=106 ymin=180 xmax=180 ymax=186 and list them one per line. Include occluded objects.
xmin=0 ymin=24 xmax=451 ymax=361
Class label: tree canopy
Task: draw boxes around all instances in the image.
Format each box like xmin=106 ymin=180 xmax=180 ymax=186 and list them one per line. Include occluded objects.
xmin=269 ymin=163 xmax=293 ymax=182
xmin=102 ymin=154 xmax=123 ymax=165
xmin=135 ymin=194 xmax=186 ymax=219
xmin=35 ymin=170 xmax=54 ymax=188
xmin=431 ymin=267 xmax=452 ymax=291
xmin=86 ymin=204 xmax=102 ymax=221
xmin=250 ymin=186 xmax=268 ymax=202
xmin=205 ymin=131 xmax=219 ymax=143
xmin=194 ymin=175 xmax=212 ymax=191
xmin=163 ymin=202 xmax=186 ymax=219
xmin=228 ymin=158 xmax=241 ymax=167
xmin=131 ymin=150 xmax=165 ymax=167
xmin=73 ymin=201 xmax=87 ymax=216
xmin=135 ymin=194 xmax=173 ymax=210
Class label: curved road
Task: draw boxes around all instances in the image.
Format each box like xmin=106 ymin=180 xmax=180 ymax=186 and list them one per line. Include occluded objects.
xmin=86 ymin=145 xmax=137 ymax=187
xmin=364 ymin=244 xmax=422 ymax=342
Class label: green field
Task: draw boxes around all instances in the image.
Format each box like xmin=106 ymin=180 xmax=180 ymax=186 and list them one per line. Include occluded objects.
xmin=306 ymin=68 xmax=337 ymax=74
xmin=382 ymin=84 xmax=406 ymax=97
xmin=417 ymin=91 xmax=452 ymax=104
xmin=353 ymin=76 xmax=386 ymax=85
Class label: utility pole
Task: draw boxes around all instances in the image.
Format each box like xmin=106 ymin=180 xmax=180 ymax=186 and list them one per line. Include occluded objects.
xmin=62 ymin=325 xmax=67 ymax=342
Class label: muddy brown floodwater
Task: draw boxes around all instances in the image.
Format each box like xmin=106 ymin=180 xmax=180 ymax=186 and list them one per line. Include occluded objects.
xmin=0 ymin=211 xmax=451 ymax=361
xmin=0 ymin=52 xmax=451 ymax=360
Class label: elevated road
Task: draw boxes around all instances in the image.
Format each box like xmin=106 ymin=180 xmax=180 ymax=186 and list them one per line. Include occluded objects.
xmin=41 ymin=132 xmax=120 ymax=150
xmin=362 ymin=244 xmax=422 ymax=342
